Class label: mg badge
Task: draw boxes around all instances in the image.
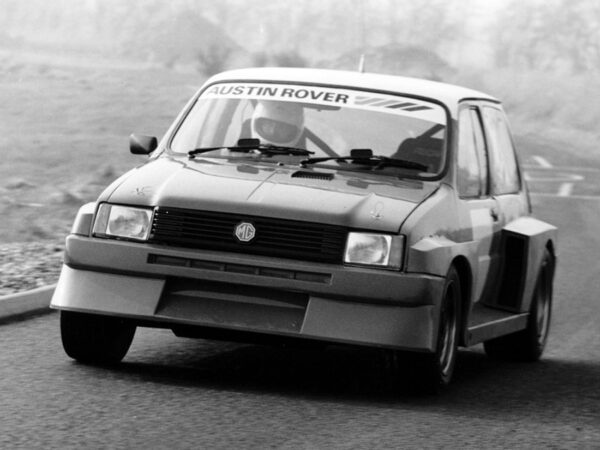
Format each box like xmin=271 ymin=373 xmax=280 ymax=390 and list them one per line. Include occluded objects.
xmin=234 ymin=222 xmax=256 ymax=243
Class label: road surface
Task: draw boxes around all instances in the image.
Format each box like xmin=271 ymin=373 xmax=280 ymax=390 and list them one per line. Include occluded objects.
xmin=1 ymin=162 xmax=599 ymax=448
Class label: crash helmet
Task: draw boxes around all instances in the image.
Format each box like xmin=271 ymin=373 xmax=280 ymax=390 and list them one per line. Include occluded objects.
xmin=251 ymin=101 xmax=304 ymax=146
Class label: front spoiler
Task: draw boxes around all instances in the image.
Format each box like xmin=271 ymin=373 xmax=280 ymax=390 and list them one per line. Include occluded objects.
xmin=51 ymin=236 xmax=446 ymax=352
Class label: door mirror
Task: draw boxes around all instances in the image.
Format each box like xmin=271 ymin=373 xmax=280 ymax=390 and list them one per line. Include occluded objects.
xmin=130 ymin=134 xmax=158 ymax=155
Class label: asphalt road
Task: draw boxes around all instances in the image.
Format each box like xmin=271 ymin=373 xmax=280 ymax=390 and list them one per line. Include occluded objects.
xmin=1 ymin=175 xmax=599 ymax=448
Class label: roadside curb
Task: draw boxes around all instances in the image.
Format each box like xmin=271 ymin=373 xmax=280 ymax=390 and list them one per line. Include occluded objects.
xmin=0 ymin=284 xmax=56 ymax=322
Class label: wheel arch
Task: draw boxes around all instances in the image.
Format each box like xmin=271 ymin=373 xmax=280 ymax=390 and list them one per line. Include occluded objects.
xmin=540 ymin=239 xmax=557 ymax=304
xmin=545 ymin=239 xmax=557 ymax=280
xmin=450 ymin=255 xmax=472 ymax=347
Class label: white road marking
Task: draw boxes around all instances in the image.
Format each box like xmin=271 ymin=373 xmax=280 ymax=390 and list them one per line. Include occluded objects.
xmin=532 ymin=155 xmax=553 ymax=168
xmin=531 ymin=192 xmax=600 ymax=200
xmin=558 ymin=183 xmax=574 ymax=197
xmin=524 ymin=172 xmax=584 ymax=182
xmin=523 ymin=160 xmax=599 ymax=198
xmin=522 ymin=165 xmax=600 ymax=173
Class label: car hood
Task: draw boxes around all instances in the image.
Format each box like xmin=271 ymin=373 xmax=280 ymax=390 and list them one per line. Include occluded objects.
xmin=101 ymin=156 xmax=439 ymax=232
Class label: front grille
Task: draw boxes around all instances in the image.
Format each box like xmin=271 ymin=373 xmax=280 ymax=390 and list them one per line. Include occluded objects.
xmin=149 ymin=207 xmax=348 ymax=264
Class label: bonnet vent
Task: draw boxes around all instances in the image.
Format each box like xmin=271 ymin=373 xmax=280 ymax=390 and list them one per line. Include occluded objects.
xmin=291 ymin=171 xmax=334 ymax=181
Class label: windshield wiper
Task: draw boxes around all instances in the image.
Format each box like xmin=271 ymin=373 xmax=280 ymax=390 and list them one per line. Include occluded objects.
xmin=300 ymin=148 xmax=428 ymax=171
xmin=188 ymin=145 xmax=247 ymax=157
xmin=188 ymin=138 xmax=314 ymax=158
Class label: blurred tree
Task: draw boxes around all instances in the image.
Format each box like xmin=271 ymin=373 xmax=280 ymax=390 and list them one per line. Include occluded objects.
xmin=493 ymin=0 xmax=600 ymax=72
xmin=384 ymin=0 xmax=467 ymax=51
xmin=554 ymin=0 xmax=600 ymax=71
xmin=271 ymin=51 xmax=307 ymax=67
xmin=251 ymin=51 xmax=270 ymax=67
xmin=197 ymin=43 xmax=233 ymax=75
xmin=321 ymin=43 xmax=451 ymax=79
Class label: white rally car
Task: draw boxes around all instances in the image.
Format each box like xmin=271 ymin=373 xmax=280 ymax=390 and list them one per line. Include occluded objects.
xmin=52 ymin=68 xmax=557 ymax=392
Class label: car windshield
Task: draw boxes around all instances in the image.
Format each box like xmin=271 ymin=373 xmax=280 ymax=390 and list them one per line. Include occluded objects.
xmin=169 ymin=82 xmax=448 ymax=177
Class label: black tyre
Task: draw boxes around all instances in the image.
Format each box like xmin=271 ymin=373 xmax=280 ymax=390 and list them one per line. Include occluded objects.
xmin=60 ymin=310 xmax=136 ymax=365
xmin=484 ymin=249 xmax=553 ymax=361
xmin=405 ymin=266 xmax=462 ymax=393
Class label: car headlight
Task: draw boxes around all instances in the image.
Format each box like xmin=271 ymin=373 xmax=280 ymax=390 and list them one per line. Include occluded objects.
xmin=344 ymin=232 xmax=404 ymax=269
xmin=92 ymin=204 xmax=153 ymax=241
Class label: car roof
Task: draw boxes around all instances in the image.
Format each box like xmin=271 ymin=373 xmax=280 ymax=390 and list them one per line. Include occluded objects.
xmin=206 ymin=67 xmax=500 ymax=114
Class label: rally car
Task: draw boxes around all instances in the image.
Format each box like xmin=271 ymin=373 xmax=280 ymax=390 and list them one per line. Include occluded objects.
xmin=51 ymin=68 xmax=557 ymax=391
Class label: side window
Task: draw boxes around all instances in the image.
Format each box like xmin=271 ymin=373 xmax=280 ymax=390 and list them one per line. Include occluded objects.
xmin=471 ymin=109 xmax=489 ymax=194
xmin=482 ymin=107 xmax=520 ymax=195
xmin=457 ymin=108 xmax=487 ymax=197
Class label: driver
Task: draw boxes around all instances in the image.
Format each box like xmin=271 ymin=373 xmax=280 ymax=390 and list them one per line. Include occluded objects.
xmin=251 ymin=101 xmax=305 ymax=147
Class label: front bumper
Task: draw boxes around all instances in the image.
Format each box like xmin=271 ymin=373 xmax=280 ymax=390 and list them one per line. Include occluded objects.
xmin=51 ymin=235 xmax=445 ymax=352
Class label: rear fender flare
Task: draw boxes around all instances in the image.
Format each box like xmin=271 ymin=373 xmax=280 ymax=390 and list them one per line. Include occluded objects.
xmin=497 ymin=217 xmax=557 ymax=313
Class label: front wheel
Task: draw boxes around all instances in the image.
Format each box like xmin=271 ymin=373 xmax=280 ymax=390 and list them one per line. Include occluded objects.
xmin=401 ymin=266 xmax=461 ymax=393
xmin=60 ymin=311 xmax=136 ymax=365
xmin=484 ymin=249 xmax=553 ymax=361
